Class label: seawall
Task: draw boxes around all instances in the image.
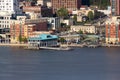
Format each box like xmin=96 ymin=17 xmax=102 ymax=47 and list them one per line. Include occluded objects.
xmin=0 ymin=43 xmax=28 ymax=47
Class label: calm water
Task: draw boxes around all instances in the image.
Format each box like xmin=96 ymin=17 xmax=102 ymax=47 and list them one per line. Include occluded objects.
xmin=0 ymin=47 xmax=120 ymax=80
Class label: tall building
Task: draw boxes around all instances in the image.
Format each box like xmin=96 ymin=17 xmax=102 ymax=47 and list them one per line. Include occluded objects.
xmin=105 ymin=16 xmax=120 ymax=44
xmin=51 ymin=0 xmax=82 ymax=13
xmin=0 ymin=0 xmax=21 ymax=29
xmin=0 ymin=0 xmax=20 ymax=16
xmin=111 ymin=0 xmax=120 ymax=16
xmin=116 ymin=0 xmax=120 ymax=15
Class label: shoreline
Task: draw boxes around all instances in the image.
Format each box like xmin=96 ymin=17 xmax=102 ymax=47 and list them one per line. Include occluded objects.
xmin=0 ymin=43 xmax=28 ymax=47
xmin=61 ymin=44 xmax=120 ymax=48
xmin=0 ymin=43 xmax=120 ymax=48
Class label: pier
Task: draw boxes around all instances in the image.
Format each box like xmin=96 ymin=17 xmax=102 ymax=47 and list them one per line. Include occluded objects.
xmin=0 ymin=43 xmax=28 ymax=47
xmin=39 ymin=47 xmax=72 ymax=50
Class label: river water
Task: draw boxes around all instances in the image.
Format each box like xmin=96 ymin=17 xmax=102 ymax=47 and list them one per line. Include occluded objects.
xmin=0 ymin=47 xmax=120 ymax=80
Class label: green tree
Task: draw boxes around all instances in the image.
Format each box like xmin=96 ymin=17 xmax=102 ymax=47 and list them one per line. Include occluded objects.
xmin=59 ymin=38 xmax=66 ymax=43
xmin=78 ymin=30 xmax=83 ymax=34
xmin=87 ymin=11 xmax=94 ymax=21
xmin=90 ymin=0 xmax=110 ymax=9
xmin=22 ymin=37 xmax=28 ymax=43
xmin=56 ymin=7 xmax=69 ymax=19
xmin=73 ymin=14 xmax=77 ymax=24
xmin=18 ymin=35 xmax=22 ymax=43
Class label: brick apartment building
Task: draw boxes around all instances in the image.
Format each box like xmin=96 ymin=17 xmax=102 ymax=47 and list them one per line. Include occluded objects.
xmin=51 ymin=0 xmax=82 ymax=13
xmin=10 ymin=18 xmax=47 ymax=43
xmin=105 ymin=17 xmax=120 ymax=44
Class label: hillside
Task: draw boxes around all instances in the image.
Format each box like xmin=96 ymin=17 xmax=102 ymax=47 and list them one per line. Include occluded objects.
xmin=90 ymin=0 xmax=110 ymax=9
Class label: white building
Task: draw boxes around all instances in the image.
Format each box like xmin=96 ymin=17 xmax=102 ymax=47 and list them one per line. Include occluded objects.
xmin=62 ymin=19 xmax=73 ymax=26
xmin=37 ymin=0 xmax=44 ymax=5
xmin=42 ymin=17 xmax=60 ymax=30
xmin=0 ymin=0 xmax=21 ymax=15
xmin=0 ymin=16 xmax=11 ymax=29
xmin=71 ymin=24 xmax=96 ymax=34
xmin=0 ymin=0 xmax=21 ymax=29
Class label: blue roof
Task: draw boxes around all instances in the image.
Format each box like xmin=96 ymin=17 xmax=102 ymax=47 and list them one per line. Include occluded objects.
xmin=28 ymin=34 xmax=58 ymax=41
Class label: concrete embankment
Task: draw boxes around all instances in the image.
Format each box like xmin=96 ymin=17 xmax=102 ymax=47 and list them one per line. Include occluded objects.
xmin=61 ymin=44 xmax=85 ymax=47
xmin=0 ymin=43 xmax=28 ymax=47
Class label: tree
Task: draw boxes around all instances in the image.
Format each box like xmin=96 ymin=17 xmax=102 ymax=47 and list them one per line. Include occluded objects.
xmin=78 ymin=30 xmax=83 ymax=34
xmin=56 ymin=7 xmax=69 ymax=19
xmin=59 ymin=38 xmax=66 ymax=43
xmin=18 ymin=36 xmax=28 ymax=43
xmin=22 ymin=37 xmax=28 ymax=43
xmin=18 ymin=35 xmax=22 ymax=43
xmin=89 ymin=0 xmax=110 ymax=9
xmin=87 ymin=11 xmax=94 ymax=21
xmin=73 ymin=14 xmax=77 ymax=24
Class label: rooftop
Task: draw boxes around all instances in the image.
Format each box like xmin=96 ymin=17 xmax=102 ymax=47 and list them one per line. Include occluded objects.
xmin=28 ymin=34 xmax=58 ymax=41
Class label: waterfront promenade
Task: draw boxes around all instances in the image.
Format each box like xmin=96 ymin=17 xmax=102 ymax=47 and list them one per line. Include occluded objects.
xmin=61 ymin=43 xmax=120 ymax=48
xmin=0 ymin=43 xmax=28 ymax=47
xmin=0 ymin=43 xmax=120 ymax=49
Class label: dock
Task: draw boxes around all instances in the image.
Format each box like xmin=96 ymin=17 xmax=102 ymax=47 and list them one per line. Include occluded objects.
xmin=61 ymin=44 xmax=86 ymax=48
xmin=26 ymin=46 xmax=72 ymax=51
xmin=0 ymin=43 xmax=28 ymax=47
xmin=40 ymin=47 xmax=72 ymax=50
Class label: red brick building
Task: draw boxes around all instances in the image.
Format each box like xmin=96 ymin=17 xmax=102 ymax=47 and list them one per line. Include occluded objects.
xmin=10 ymin=19 xmax=47 ymax=43
xmin=51 ymin=0 xmax=82 ymax=13
xmin=106 ymin=20 xmax=120 ymax=44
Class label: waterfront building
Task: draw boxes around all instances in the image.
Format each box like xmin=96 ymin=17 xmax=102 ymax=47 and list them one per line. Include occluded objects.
xmin=28 ymin=34 xmax=58 ymax=48
xmin=51 ymin=0 xmax=82 ymax=13
xmin=60 ymin=34 xmax=80 ymax=43
xmin=10 ymin=16 xmax=47 ymax=43
xmin=71 ymin=24 xmax=96 ymax=34
xmin=105 ymin=16 xmax=120 ymax=44
xmin=111 ymin=0 xmax=120 ymax=16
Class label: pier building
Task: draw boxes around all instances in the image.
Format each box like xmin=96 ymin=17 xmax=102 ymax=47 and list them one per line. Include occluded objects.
xmin=28 ymin=34 xmax=59 ymax=49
